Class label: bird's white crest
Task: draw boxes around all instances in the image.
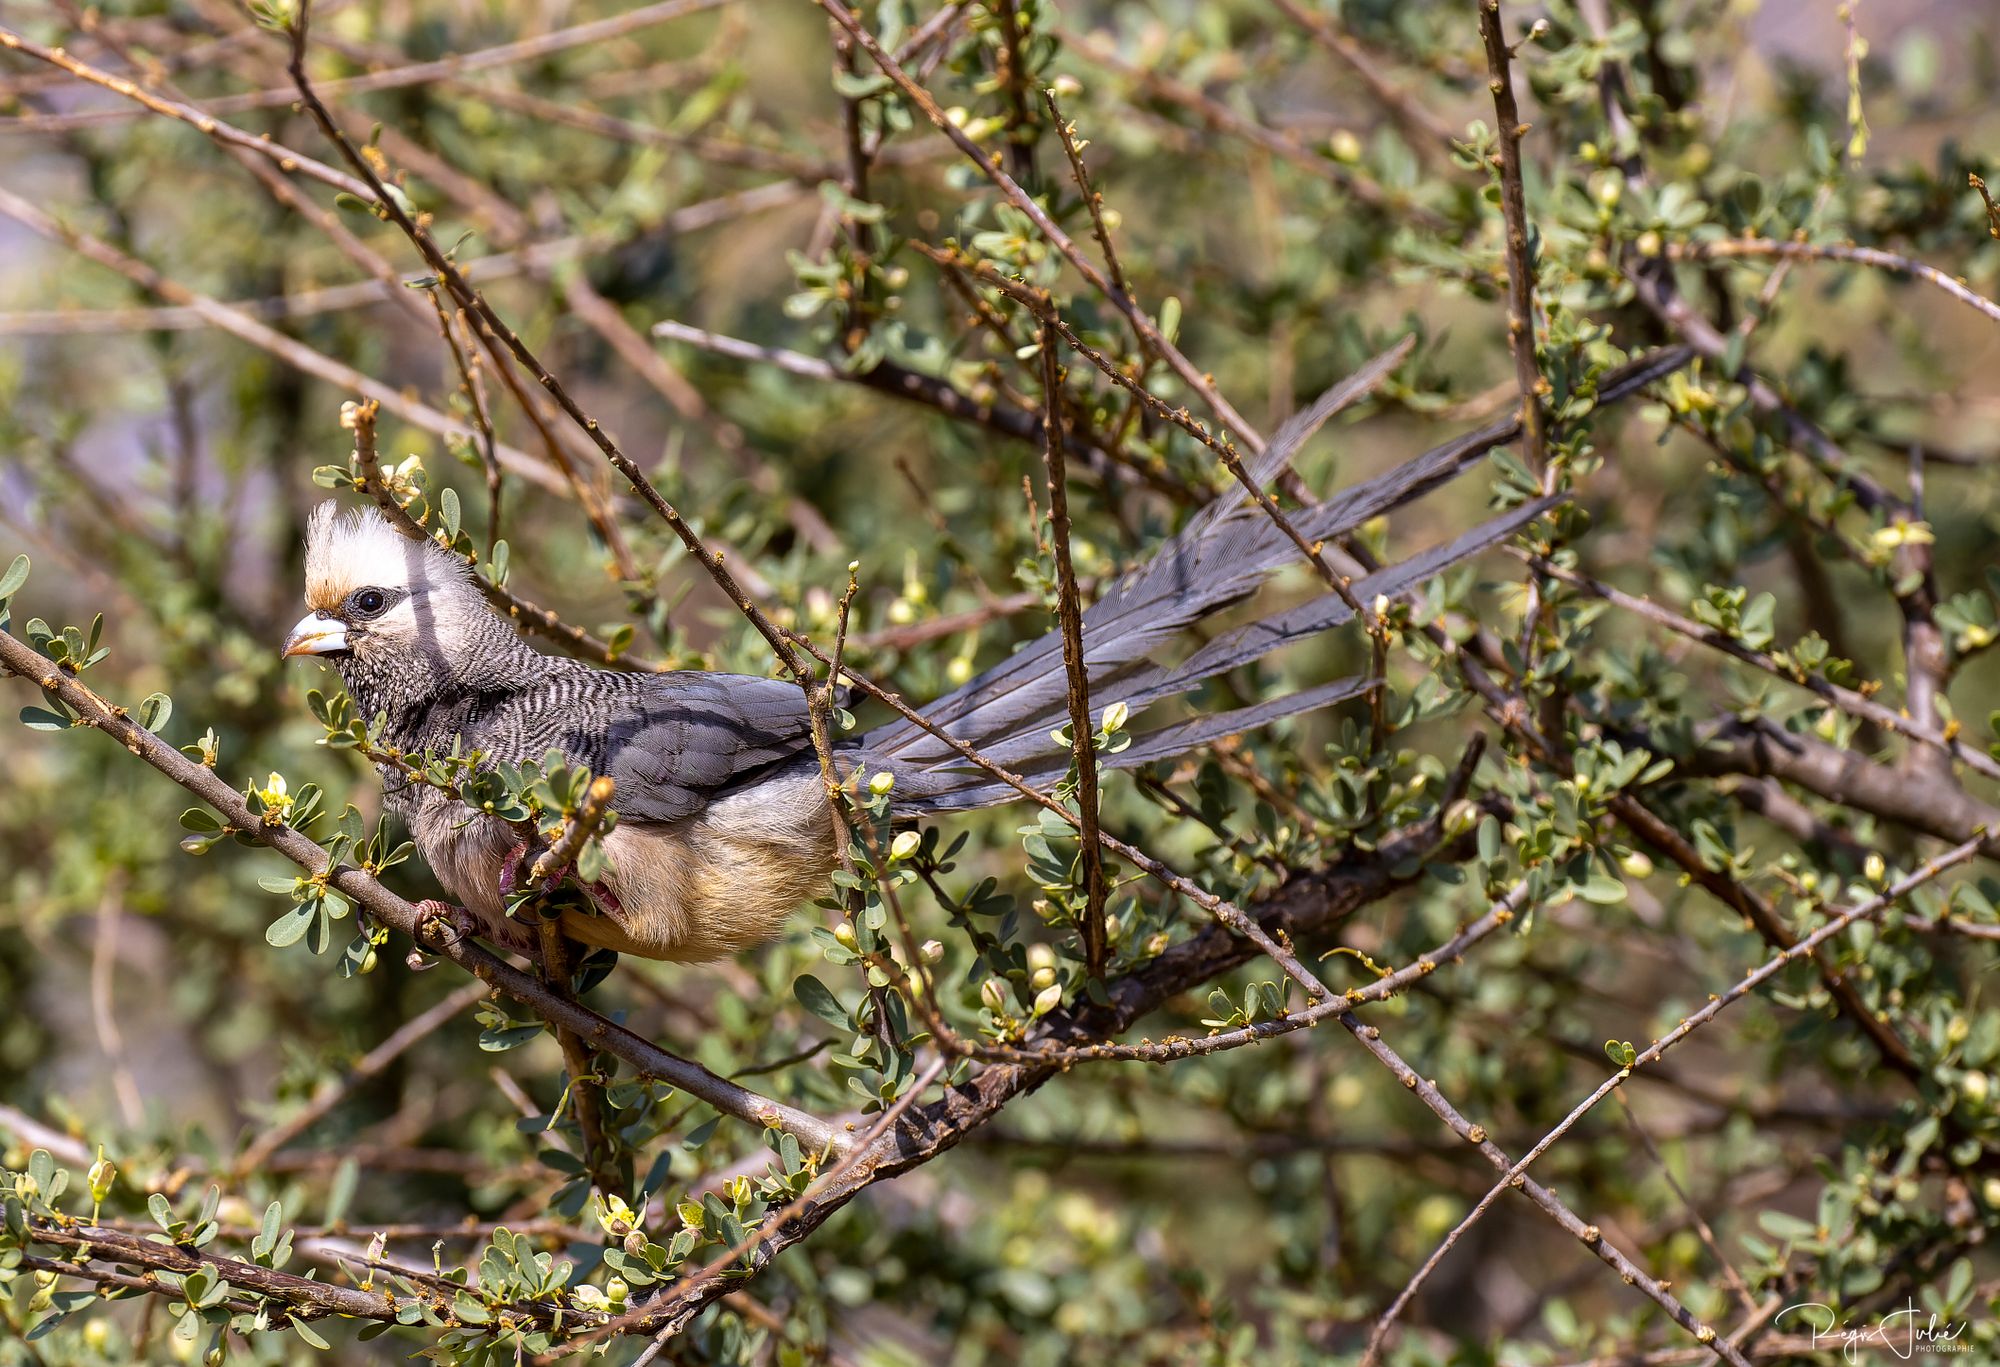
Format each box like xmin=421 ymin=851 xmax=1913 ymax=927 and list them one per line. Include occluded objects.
xmin=304 ymin=501 xmax=471 ymax=610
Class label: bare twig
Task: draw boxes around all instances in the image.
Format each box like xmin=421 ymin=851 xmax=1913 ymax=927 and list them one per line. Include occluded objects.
xmin=1476 ymin=0 xmax=1545 ymax=474
xmin=1036 ymin=340 xmax=1109 ymax=974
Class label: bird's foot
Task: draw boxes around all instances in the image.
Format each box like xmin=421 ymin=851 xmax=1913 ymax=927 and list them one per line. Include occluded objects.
xmin=414 ymin=898 xmax=475 ymax=953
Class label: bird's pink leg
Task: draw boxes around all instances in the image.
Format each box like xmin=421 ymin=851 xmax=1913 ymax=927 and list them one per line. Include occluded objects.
xmin=498 ymin=841 xmax=532 ymax=896
xmin=498 ymin=839 xmax=624 ymax=923
xmin=414 ymin=897 xmax=541 ymax=960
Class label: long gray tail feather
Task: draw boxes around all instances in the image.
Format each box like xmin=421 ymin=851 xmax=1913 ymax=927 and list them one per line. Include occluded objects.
xmin=906 ymin=675 xmax=1372 ymax=812
xmin=856 ymin=343 xmax=1682 ymax=812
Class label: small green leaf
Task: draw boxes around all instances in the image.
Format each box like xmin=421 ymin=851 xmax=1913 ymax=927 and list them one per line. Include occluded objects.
xmin=0 ymin=554 xmax=27 ymax=601
xmin=793 ymin=974 xmax=850 ymax=1028
xmin=265 ymin=904 xmax=316 ymax=947
xmin=136 ymin=692 xmax=172 ymax=732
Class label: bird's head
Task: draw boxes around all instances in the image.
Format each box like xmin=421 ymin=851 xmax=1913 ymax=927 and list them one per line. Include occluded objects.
xmin=284 ymin=502 xmax=498 ymax=697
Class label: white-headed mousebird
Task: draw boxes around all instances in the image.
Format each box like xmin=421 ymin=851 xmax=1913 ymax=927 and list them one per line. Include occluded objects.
xmin=281 ymin=351 xmax=1616 ymax=965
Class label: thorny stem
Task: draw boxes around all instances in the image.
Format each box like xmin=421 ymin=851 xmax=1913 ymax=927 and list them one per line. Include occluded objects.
xmin=1037 ymin=339 xmax=1109 ymax=975
xmin=1476 ymin=0 xmax=1546 ymax=477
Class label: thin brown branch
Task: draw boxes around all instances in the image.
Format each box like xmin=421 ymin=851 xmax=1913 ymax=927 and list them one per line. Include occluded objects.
xmin=1 ymin=0 xmax=738 ymax=130
xmin=1362 ymin=833 xmax=1982 ymax=1363
xmin=1037 ymin=340 xmax=1109 ymax=975
xmin=1667 ymin=236 xmax=2000 ymax=326
xmin=1476 ymin=0 xmax=1545 ymax=473
xmin=0 ymin=24 xmax=371 ymax=196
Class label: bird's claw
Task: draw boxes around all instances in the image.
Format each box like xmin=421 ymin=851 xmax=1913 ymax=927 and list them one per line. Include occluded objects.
xmin=415 ymin=897 xmax=541 ymax=961
xmin=414 ymin=898 xmax=475 ymax=951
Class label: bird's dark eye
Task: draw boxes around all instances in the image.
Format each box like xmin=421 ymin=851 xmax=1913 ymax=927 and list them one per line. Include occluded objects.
xmin=351 ymin=588 xmax=388 ymax=618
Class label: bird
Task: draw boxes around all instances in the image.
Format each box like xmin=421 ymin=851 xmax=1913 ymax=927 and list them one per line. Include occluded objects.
xmin=281 ymin=352 xmax=1609 ymax=965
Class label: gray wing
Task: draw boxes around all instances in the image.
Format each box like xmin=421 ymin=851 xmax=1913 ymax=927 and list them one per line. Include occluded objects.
xmin=530 ymin=670 xmax=818 ymax=824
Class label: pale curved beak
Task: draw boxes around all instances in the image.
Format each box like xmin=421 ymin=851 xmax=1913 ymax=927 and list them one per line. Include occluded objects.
xmin=282 ymin=611 xmax=349 ymax=658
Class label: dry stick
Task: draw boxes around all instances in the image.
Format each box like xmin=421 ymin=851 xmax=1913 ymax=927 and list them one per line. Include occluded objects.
xmin=1268 ymin=0 xmax=1460 ymax=154
xmin=547 ymin=239 xmax=843 ymax=558
xmin=934 ymin=858 xmax=1533 ymax=1067
xmin=284 ymin=6 xmax=807 ymax=686
xmin=453 ymin=292 xmax=647 ymax=586
xmin=1036 ymin=341 xmax=1109 ymax=975
xmin=854 ymin=589 xmax=1045 ymax=650
xmin=233 ymin=980 xmax=488 ymax=1177
xmin=1476 ymin=0 xmax=1545 ymax=475
xmin=345 ymin=399 xmax=664 ymax=670
xmin=652 ymin=319 xmax=1200 ymax=505
xmin=425 ymin=293 xmax=503 ymax=554
xmin=87 ymin=878 xmax=144 ymax=1128
xmin=1040 ymin=87 xmax=1147 ymax=361
xmin=0 ymin=0 xmax=739 ymax=130
xmin=1667 ymin=237 xmax=2000 ymax=326
xmin=1361 ymin=833 xmax=1984 ymax=1365
xmin=0 ymin=185 xmax=575 ymax=498
xmin=0 ymin=24 xmax=372 ymax=196
xmin=1533 ymin=556 xmax=2000 ymax=783
xmin=1343 ymin=1010 xmax=1751 ymax=1367
xmin=437 ymin=81 xmax=840 ymax=180
xmin=0 ymin=228 xmax=632 ymax=333
xmin=815 ymin=0 xmax=1270 ymax=456
xmin=0 ymin=626 xmax=845 ymax=1155
xmin=20 ymin=1221 xmax=429 ymax=1325
xmin=1612 ymin=1090 xmax=1762 ymax=1319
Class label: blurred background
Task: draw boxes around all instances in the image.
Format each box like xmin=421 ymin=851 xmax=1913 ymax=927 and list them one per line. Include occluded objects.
xmin=4 ymin=0 xmax=2000 ymax=1362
